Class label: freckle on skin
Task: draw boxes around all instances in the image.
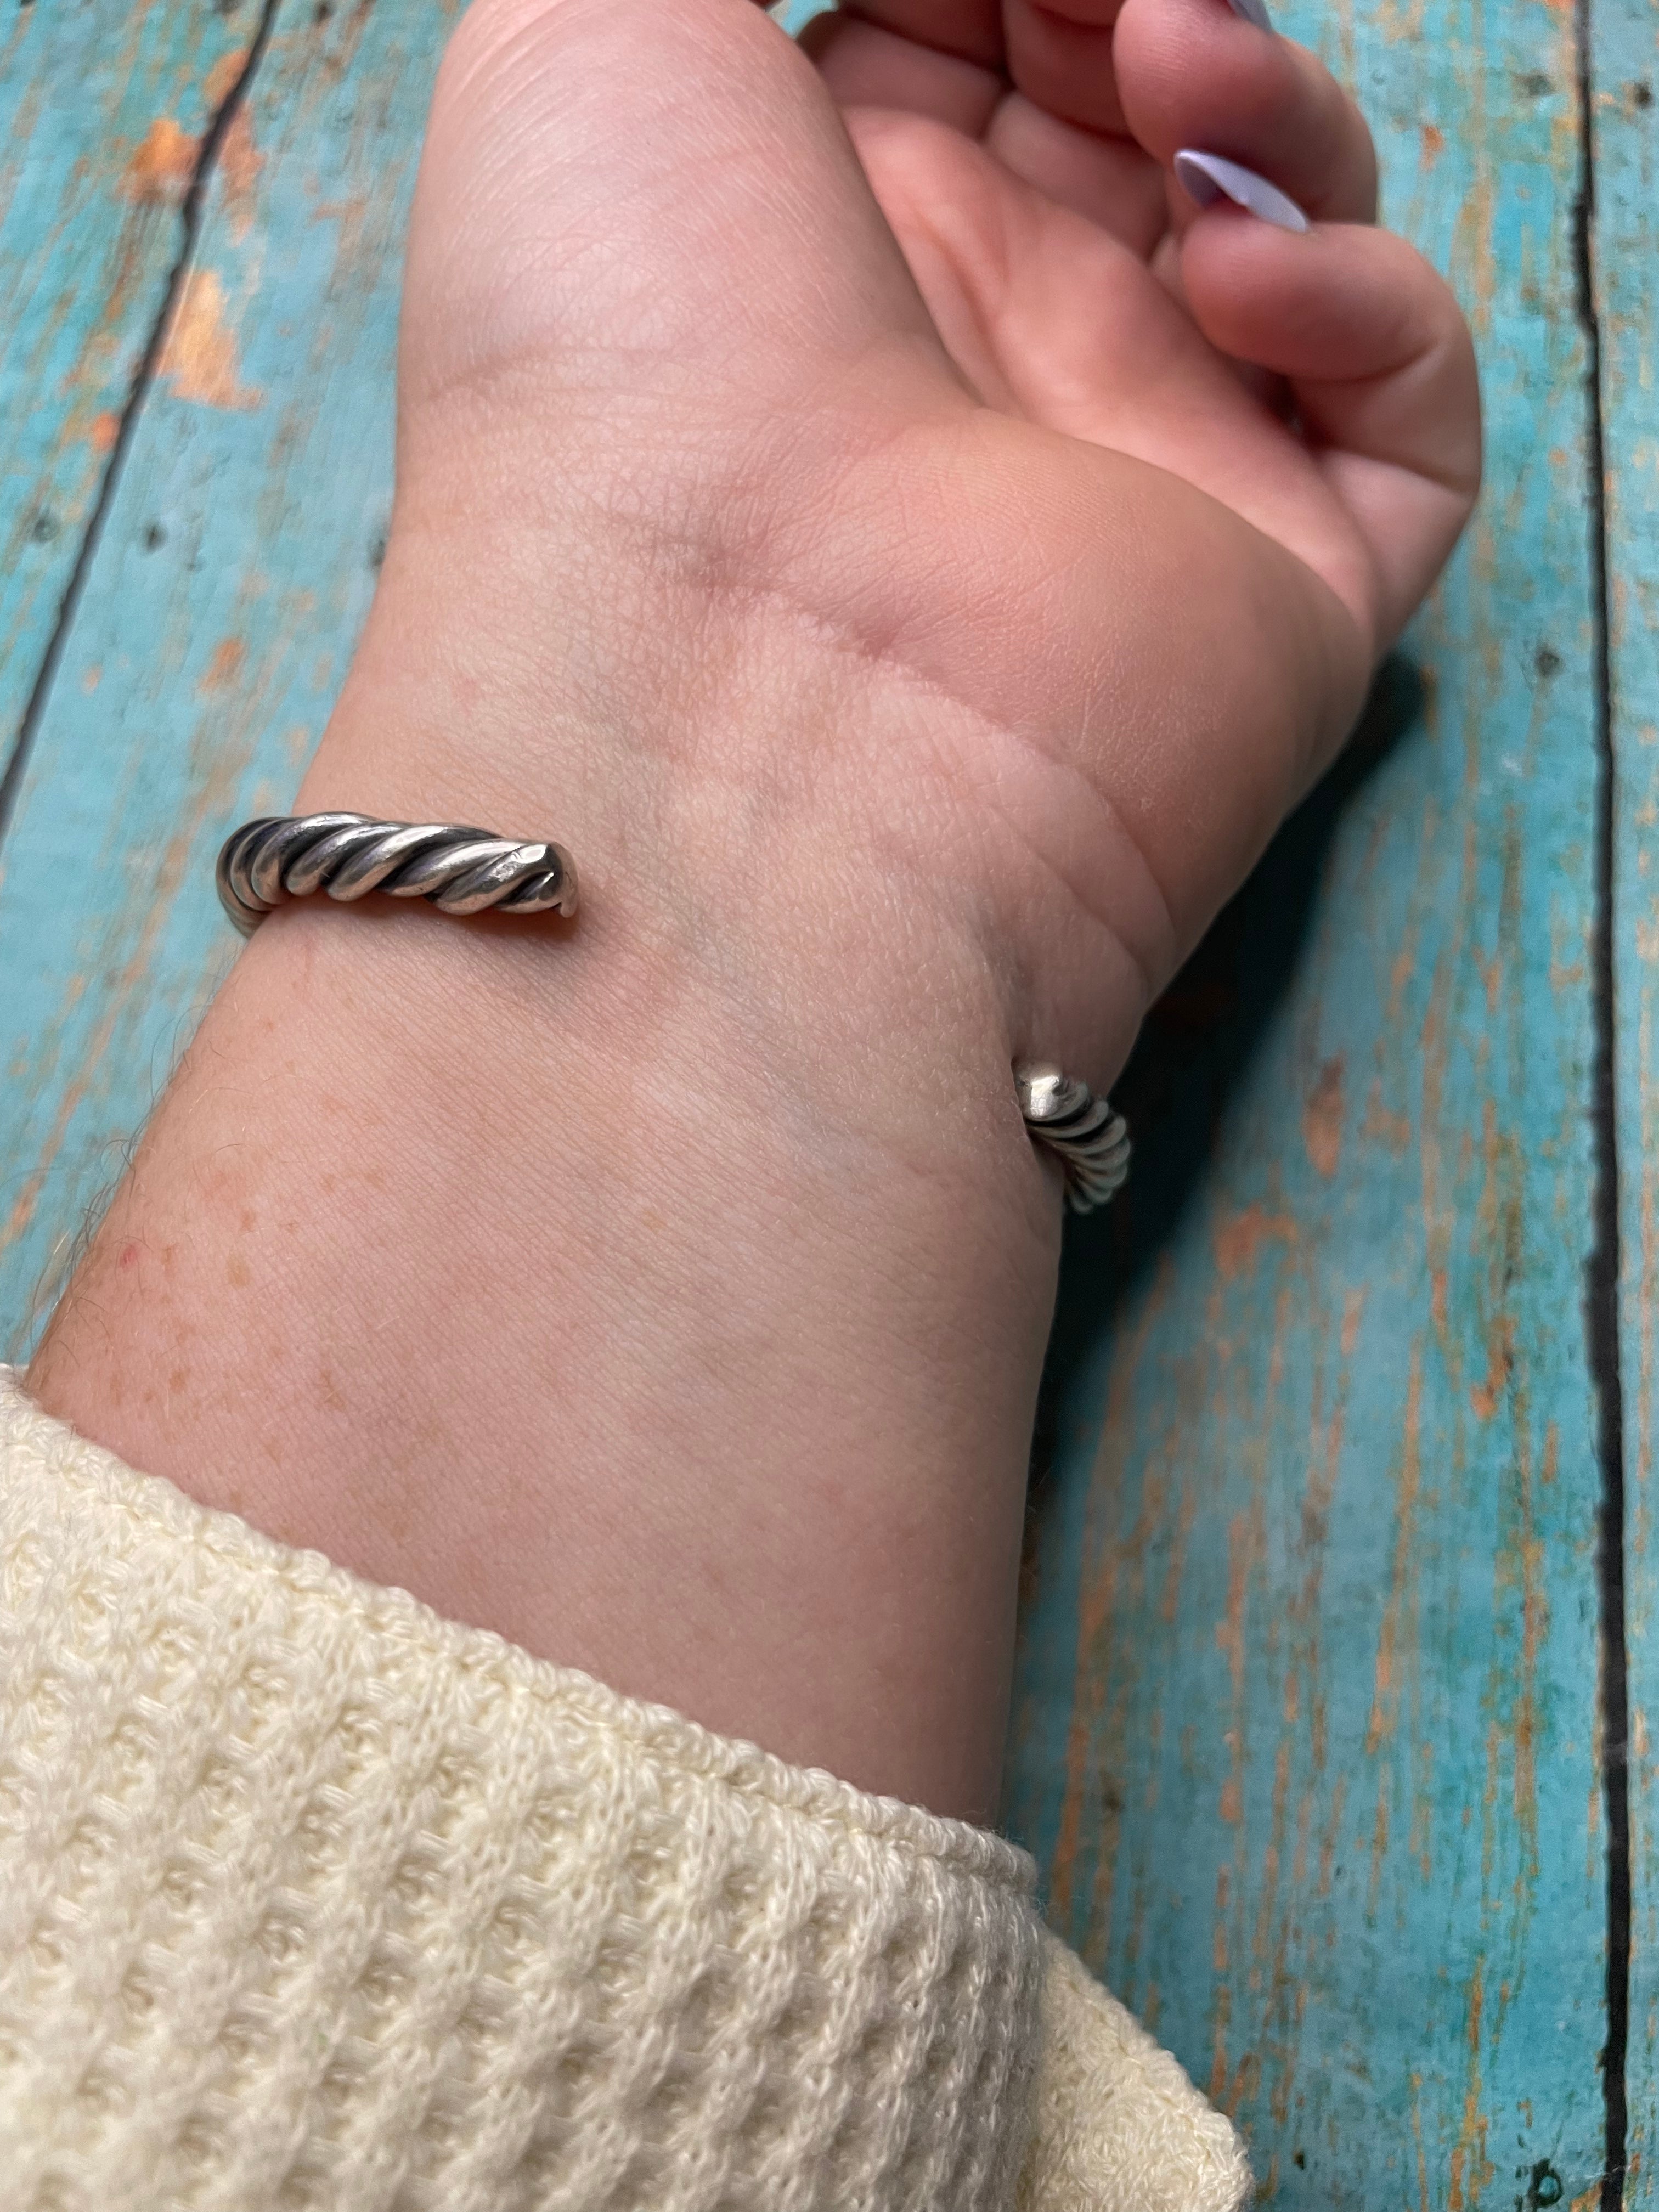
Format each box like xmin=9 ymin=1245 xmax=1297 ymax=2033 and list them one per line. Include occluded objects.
xmin=227 ymin=1253 xmax=251 ymax=1288
xmin=240 ymin=1210 xmax=257 ymax=1232
xmin=168 ymin=1368 xmax=188 ymax=1393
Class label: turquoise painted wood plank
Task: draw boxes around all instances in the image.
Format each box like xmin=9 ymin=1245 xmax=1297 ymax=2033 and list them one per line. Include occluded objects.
xmin=0 ymin=0 xmax=255 ymax=762
xmin=0 ymin=0 xmax=455 ymax=1346
xmin=1002 ymin=0 xmax=1610 ymax=2202
xmin=1596 ymin=0 xmax=1659 ymax=2195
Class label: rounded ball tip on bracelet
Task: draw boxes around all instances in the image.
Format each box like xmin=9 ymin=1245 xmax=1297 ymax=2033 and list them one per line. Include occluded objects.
xmin=212 ymin=815 xmax=1127 ymax=1212
xmin=1015 ymin=1064 xmax=1131 ymax=1214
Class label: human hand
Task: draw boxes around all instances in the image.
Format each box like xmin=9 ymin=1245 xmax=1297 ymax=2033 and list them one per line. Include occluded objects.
xmin=323 ymin=0 xmax=1479 ymax=1091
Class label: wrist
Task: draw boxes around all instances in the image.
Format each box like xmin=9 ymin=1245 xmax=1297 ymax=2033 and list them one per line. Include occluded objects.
xmin=32 ymin=662 xmax=1077 ymax=1822
xmin=303 ymin=496 xmax=1168 ymax=1107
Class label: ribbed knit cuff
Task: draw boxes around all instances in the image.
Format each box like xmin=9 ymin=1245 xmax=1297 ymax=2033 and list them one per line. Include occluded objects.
xmin=0 ymin=1373 xmax=1247 ymax=2212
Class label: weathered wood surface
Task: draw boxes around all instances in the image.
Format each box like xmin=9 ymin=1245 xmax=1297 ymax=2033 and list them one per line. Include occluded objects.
xmin=0 ymin=0 xmax=451 ymax=1336
xmin=0 ymin=1 xmax=1633 ymax=2204
xmin=1598 ymin=0 xmax=1659 ymax=2198
xmin=0 ymin=2 xmax=256 ymax=764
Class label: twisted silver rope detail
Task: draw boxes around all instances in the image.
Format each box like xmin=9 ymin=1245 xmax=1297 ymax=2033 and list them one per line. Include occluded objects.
xmin=1017 ymin=1063 xmax=1131 ymax=1214
xmin=216 ymin=814 xmax=578 ymax=937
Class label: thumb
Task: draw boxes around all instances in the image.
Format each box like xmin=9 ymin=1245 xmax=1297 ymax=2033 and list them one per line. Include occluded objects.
xmin=400 ymin=0 xmax=944 ymax=413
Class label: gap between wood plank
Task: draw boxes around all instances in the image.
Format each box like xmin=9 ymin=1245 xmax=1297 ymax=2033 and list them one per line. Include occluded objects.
xmin=0 ymin=0 xmax=283 ymax=849
xmin=1574 ymin=0 xmax=1632 ymax=2196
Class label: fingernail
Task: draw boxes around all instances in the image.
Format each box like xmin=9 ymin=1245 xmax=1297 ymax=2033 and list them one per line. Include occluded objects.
xmin=1227 ymin=0 xmax=1275 ymax=29
xmin=1173 ymin=150 xmax=1309 ymax=233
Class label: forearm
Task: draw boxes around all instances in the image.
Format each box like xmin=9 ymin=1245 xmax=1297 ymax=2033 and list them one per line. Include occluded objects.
xmin=28 ymin=532 xmax=1094 ymax=1822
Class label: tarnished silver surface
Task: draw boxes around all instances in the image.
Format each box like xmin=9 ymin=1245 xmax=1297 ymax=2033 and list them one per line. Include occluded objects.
xmin=216 ymin=813 xmax=578 ymax=936
xmin=1017 ymin=1062 xmax=1131 ymax=1214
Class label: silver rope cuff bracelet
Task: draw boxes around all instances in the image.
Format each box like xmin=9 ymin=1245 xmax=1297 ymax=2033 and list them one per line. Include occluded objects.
xmin=214 ymin=812 xmax=1127 ymax=1212
xmin=216 ymin=812 xmax=578 ymax=936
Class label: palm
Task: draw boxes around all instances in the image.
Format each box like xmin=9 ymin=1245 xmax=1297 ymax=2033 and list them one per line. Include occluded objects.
xmin=833 ymin=89 xmax=1378 ymax=622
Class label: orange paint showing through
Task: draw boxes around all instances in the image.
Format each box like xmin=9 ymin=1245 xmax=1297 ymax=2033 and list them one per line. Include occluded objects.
xmin=202 ymin=48 xmax=249 ymax=106
xmin=199 ymin=638 xmax=248 ymax=695
xmin=1511 ymin=1476 xmax=1547 ymax=1874
xmin=221 ymin=104 xmax=263 ymax=241
xmin=1362 ymin=1077 xmax=1412 ymax=1155
xmin=1215 ymin=1509 xmax=1253 ymax=1697
xmin=1212 ymin=1205 xmax=1296 ymax=1282
xmin=124 ymin=116 xmax=198 ymax=206
xmin=1469 ymin=1313 xmax=1514 ymax=1420
xmin=1302 ymin=1054 xmax=1345 ymax=1178
xmin=159 ymin=270 xmax=262 ymax=411
xmin=1447 ymin=1957 xmax=1493 ymax=2210
xmin=1409 ymin=2074 xmax=1431 ymax=2212
xmin=88 ymin=411 xmax=119 ymax=454
xmin=1367 ymin=1781 xmax=1390 ymax=1912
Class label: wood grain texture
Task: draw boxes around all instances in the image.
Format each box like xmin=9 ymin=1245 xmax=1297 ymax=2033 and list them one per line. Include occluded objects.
xmin=1599 ymin=0 xmax=1659 ymax=2194
xmin=0 ymin=0 xmax=454 ymax=1345
xmin=1001 ymin=1 xmax=1612 ymax=2201
xmin=0 ymin=0 xmax=1625 ymax=2202
xmin=0 ymin=0 xmax=255 ymax=769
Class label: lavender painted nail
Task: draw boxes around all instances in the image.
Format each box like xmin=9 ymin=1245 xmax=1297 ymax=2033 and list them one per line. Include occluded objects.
xmin=1227 ymin=0 xmax=1275 ymax=29
xmin=1173 ymin=149 xmax=1310 ymax=233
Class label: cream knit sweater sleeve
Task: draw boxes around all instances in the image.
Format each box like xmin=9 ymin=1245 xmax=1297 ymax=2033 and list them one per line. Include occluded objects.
xmin=0 ymin=1374 xmax=1248 ymax=2212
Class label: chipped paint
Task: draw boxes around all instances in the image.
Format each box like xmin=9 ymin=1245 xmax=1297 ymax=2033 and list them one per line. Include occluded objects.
xmin=201 ymin=46 xmax=249 ymax=108
xmin=123 ymin=115 xmax=198 ymax=206
xmin=1212 ymin=1205 xmax=1297 ymax=1282
xmin=197 ymin=636 xmax=247 ymax=694
xmin=0 ymin=8 xmax=253 ymax=751
xmin=220 ymin=103 xmax=261 ymax=241
xmin=157 ymin=267 xmax=262 ymax=410
xmin=1302 ymin=1055 xmax=1345 ymax=1179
